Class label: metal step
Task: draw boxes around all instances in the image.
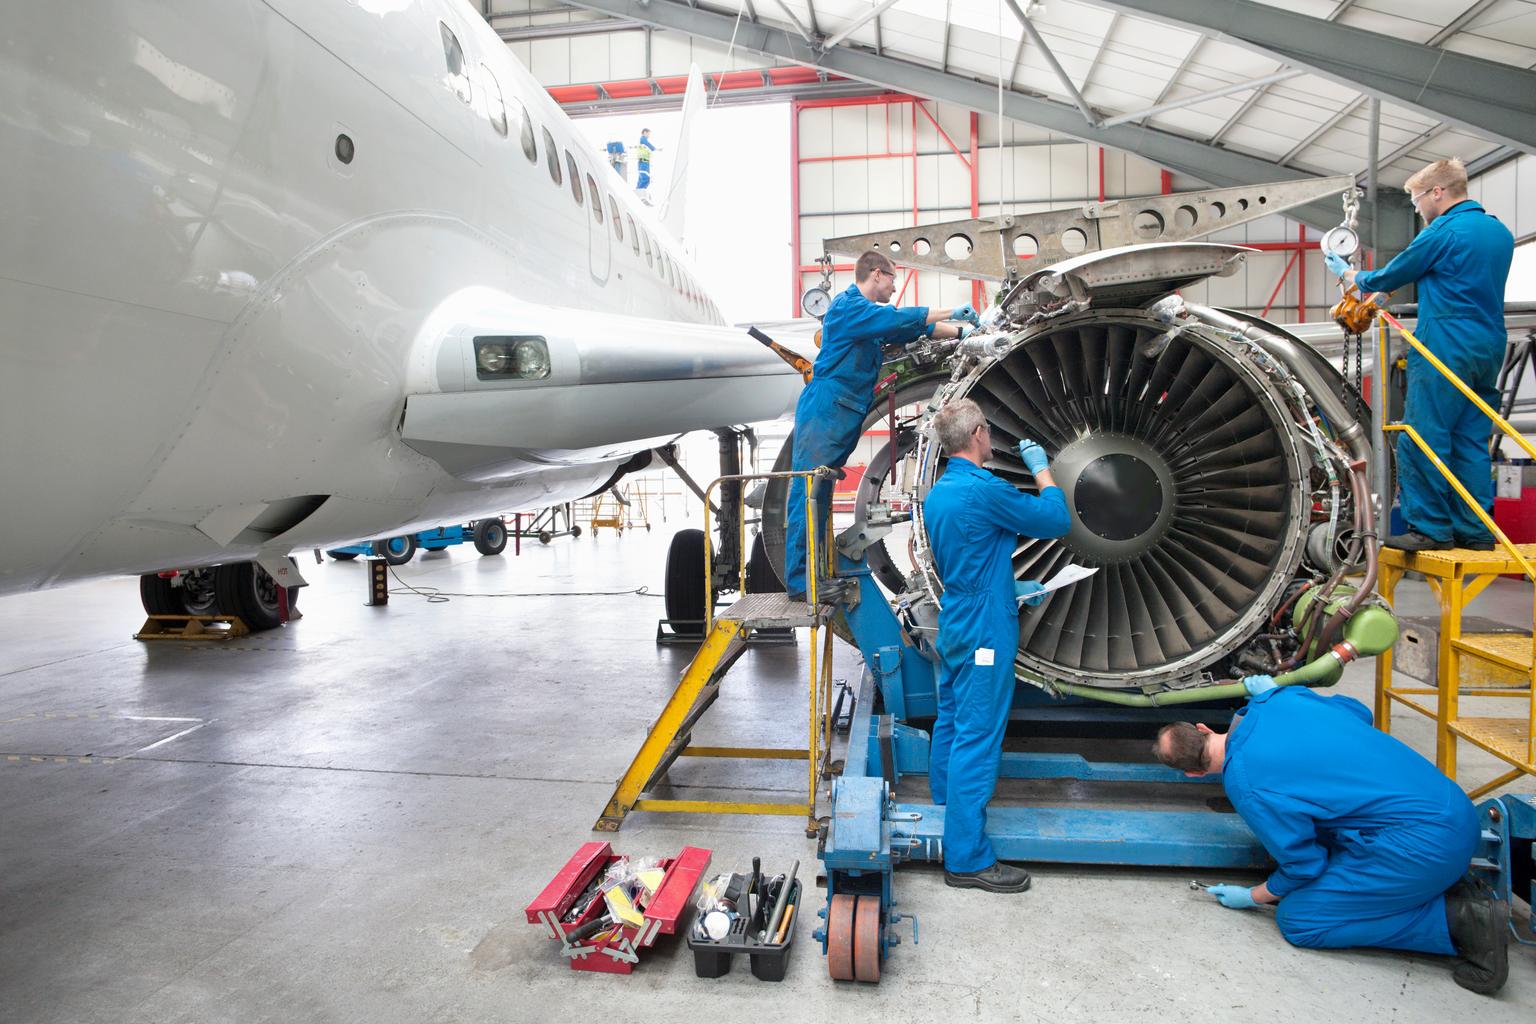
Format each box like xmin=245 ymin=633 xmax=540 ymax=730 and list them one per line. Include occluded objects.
xmin=718 ymin=592 xmax=827 ymax=628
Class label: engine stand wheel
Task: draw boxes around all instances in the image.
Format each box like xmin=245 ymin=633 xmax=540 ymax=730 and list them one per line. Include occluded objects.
xmin=853 ymin=894 xmax=882 ymax=983
xmin=826 ymin=893 xmax=857 ymax=981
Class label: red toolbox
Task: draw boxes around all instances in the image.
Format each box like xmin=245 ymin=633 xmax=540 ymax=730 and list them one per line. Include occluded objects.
xmin=525 ymin=842 xmax=712 ymax=974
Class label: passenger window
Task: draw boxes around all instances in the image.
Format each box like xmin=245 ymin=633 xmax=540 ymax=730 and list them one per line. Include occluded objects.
xmin=627 ymin=216 xmax=639 ymax=255
xmin=517 ymin=103 xmax=537 ymax=162
xmin=643 ymin=233 xmax=653 ymax=268
xmin=609 ymin=195 xmax=623 ymax=241
xmin=481 ymin=64 xmax=507 ymax=136
xmin=587 ymin=175 xmax=603 ymax=223
xmin=565 ymin=151 xmax=582 ymax=205
xmin=542 ymin=128 xmax=561 ymax=184
xmin=440 ymin=23 xmax=472 ymax=104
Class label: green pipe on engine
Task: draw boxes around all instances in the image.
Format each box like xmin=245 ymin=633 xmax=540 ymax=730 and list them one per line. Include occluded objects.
xmin=1049 ymin=602 xmax=1400 ymax=707
xmin=1050 ymin=680 xmax=1251 ymax=706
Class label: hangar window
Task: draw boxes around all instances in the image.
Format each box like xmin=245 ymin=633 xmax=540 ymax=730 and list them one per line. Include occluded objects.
xmin=587 ymin=175 xmax=603 ymax=224
xmin=473 ymin=336 xmax=551 ymax=381
xmin=565 ymin=151 xmax=582 ymax=205
xmin=542 ymin=128 xmax=561 ymax=185
xmin=627 ymin=216 xmax=639 ymax=255
xmin=439 ymin=23 xmax=472 ymax=104
xmin=609 ymin=195 xmax=623 ymax=241
xmin=480 ymin=64 xmax=507 ymax=137
xmin=517 ymin=102 xmax=537 ymax=162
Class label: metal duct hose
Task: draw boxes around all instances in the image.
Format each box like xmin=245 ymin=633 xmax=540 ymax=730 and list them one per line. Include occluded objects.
xmin=914 ymin=308 xmax=1313 ymax=691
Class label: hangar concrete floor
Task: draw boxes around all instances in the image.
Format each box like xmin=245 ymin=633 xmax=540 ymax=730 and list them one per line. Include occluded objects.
xmin=1 ymin=522 xmax=1533 ymax=1023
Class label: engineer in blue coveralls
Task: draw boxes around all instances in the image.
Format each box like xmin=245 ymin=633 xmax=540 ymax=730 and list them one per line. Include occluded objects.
xmin=1154 ymin=680 xmax=1508 ymax=994
xmin=781 ymin=250 xmax=977 ymax=601
xmin=635 ymin=128 xmax=658 ymax=201
xmin=922 ymin=397 xmax=1071 ymax=894
xmin=1327 ymin=158 xmax=1513 ymax=552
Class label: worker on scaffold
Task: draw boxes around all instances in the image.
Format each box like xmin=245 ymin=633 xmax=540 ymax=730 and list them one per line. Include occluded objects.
xmin=1326 ymin=158 xmax=1513 ymax=552
xmin=921 ymin=397 xmax=1070 ymax=894
xmin=1153 ymin=677 xmax=1508 ymax=994
xmin=781 ymin=250 xmax=977 ymax=603
xmin=635 ymin=128 xmax=658 ymax=204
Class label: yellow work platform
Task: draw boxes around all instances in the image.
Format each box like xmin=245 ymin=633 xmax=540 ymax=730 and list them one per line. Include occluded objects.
xmin=593 ymin=592 xmax=835 ymax=835
xmin=1376 ymin=543 xmax=1536 ymax=797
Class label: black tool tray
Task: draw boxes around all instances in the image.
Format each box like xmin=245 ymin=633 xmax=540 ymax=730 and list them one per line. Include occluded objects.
xmin=688 ymin=878 xmax=802 ymax=982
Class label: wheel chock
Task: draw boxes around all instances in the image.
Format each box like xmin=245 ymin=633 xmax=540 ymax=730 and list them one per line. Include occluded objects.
xmin=134 ymin=614 xmax=251 ymax=641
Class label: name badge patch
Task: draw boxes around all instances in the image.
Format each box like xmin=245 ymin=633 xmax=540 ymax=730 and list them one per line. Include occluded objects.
xmin=975 ymin=648 xmax=994 ymax=666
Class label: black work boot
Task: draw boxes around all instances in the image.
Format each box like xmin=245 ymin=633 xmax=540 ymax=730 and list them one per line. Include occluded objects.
xmin=1386 ymin=531 xmax=1452 ymax=552
xmin=944 ymin=862 xmax=1032 ymax=893
xmin=1445 ymin=891 xmax=1509 ymax=994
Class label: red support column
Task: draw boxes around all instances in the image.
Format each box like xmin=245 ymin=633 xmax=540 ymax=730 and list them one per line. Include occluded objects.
xmin=1297 ymin=224 xmax=1307 ymax=322
xmin=1097 ymin=147 xmax=1106 ymax=203
xmin=1160 ymin=169 xmax=1173 ymax=195
xmin=790 ymin=100 xmax=802 ymax=317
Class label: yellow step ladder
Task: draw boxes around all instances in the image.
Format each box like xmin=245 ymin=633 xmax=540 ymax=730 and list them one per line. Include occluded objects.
xmin=593 ymin=593 xmax=832 ymax=834
xmin=1376 ymin=544 xmax=1536 ymax=797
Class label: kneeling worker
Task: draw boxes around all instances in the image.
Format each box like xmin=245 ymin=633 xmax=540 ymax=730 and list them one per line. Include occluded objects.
xmin=1153 ymin=678 xmax=1508 ymax=994
xmin=783 ymin=250 xmax=977 ymax=602
xmin=924 ymin=398 xmax=1070 ymax=893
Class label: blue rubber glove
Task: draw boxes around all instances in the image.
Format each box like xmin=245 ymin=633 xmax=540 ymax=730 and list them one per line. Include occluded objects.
xmin=1323 ymin=250 xmax=1349 ymax=278
xmin=1205 ymin=884 xmax=1258 ymax=909
xmin=1015 ymin=438 xmax=1049 ymax=475
xmin=1243 ymin=674 xmax=1278 ymax=696
xmin=953 ymin=303 xmax=980 ymax=325
xmin=956 ymin=323 xmax=973 ymax=340
xmin=1015 ymin=580 xmax=1047 ymax=607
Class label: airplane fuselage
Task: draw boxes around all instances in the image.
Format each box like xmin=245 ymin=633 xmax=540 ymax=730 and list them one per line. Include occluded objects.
xmin=0 ymin=0 xmax=797 ymax=593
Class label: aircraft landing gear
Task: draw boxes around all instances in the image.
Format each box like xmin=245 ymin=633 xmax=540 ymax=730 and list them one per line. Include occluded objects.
xmin=138 ymin=561 xmax=298 ymax=632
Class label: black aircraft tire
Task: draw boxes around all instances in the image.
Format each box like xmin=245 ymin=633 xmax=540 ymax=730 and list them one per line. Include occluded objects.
xmin=213 ymin=561 xmax=291 ymax=631
xmin=328 ymin=550 xmax=359 ymax=561
xmin=664 ymin=528 xmax=708 ymax=623
xmin=745 ymin=533 xmax=784 ymax=594
xmin=138 ymin=574 xmax=181 ymax=616
xmin=473 ymin=519 xmax=508 ymax=556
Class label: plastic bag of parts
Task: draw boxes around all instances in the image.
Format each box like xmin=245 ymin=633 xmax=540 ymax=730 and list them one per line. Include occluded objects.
xmin=600 ymin=855 xmax=666 ymax=928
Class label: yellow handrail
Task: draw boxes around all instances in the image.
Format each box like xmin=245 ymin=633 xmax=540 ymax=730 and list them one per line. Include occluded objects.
xmin=1378 ymin=310 xmax=1536 ymax=462
xmin=698 ymin=466 xmax=832 ymax=630
xmin=1376 ymin=310 xmax=1536 ymax=582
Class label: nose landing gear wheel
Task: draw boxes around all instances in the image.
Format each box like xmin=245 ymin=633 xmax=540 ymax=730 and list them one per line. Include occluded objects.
xmin=827 ymin=894 xmax=883 ymax=982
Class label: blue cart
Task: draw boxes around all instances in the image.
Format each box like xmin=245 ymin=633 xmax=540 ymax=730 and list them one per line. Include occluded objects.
xmin=326 ymin=519 xmax=508 ymax=566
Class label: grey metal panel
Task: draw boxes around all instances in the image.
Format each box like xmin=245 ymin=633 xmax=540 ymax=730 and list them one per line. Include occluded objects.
xmin=1091 ymin=0 xmax=1536 ymax=153
xmin=561 ymin=0 xmax=1390 ymax=241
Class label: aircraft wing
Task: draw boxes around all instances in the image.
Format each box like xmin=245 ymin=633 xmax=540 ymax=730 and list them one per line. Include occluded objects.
xmin=399 ymin=289 xmax=803 ymax=484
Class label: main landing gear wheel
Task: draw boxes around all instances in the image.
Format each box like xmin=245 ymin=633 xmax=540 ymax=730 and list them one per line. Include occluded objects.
xmin=827 ymin=894 xmax=883 ymax=982
xmin=213 ymin=561 xmax=295 ymax=631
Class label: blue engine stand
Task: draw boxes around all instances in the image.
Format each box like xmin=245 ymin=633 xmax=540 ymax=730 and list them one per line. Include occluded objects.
xmin=817 ymin=560 xmax=1536 ymax=977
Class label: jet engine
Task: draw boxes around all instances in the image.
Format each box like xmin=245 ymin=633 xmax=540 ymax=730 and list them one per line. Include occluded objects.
xmin=771 ymin=242 xmax=1394 ymax=702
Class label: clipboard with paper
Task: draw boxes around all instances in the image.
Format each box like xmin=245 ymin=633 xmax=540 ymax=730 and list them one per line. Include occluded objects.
xmin=1017 ymin=563 xmax=1098 ymax=605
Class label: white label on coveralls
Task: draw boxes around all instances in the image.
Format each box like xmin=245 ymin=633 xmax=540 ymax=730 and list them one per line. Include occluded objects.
xmin=975 ymin=648 xmax=994 ymax=666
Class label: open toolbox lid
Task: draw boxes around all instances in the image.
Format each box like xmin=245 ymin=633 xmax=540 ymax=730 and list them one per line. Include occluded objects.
xmin=525 ymin=842 xmax=713 ymax=972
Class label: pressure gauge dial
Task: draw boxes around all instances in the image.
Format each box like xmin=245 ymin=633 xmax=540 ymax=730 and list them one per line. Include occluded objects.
xmin=1321 ymin=225 xmax=1360 ymax=258
xmin=801 ymin=286 xmax=831 ymax=319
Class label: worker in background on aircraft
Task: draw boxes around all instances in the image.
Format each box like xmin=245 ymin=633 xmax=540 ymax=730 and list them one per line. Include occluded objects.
xmin=782 ymin=250 xmax=977 ymax=602
xmin=1153 ymin=677 xmax=1507 ymax=994
xmin=922 ymin=398 xmax=1069 ymax=893
xmin=1325 ymin=158 xmax=1513 ymax=552
xmin=635 ymin=128 xmax=658 ymax=203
